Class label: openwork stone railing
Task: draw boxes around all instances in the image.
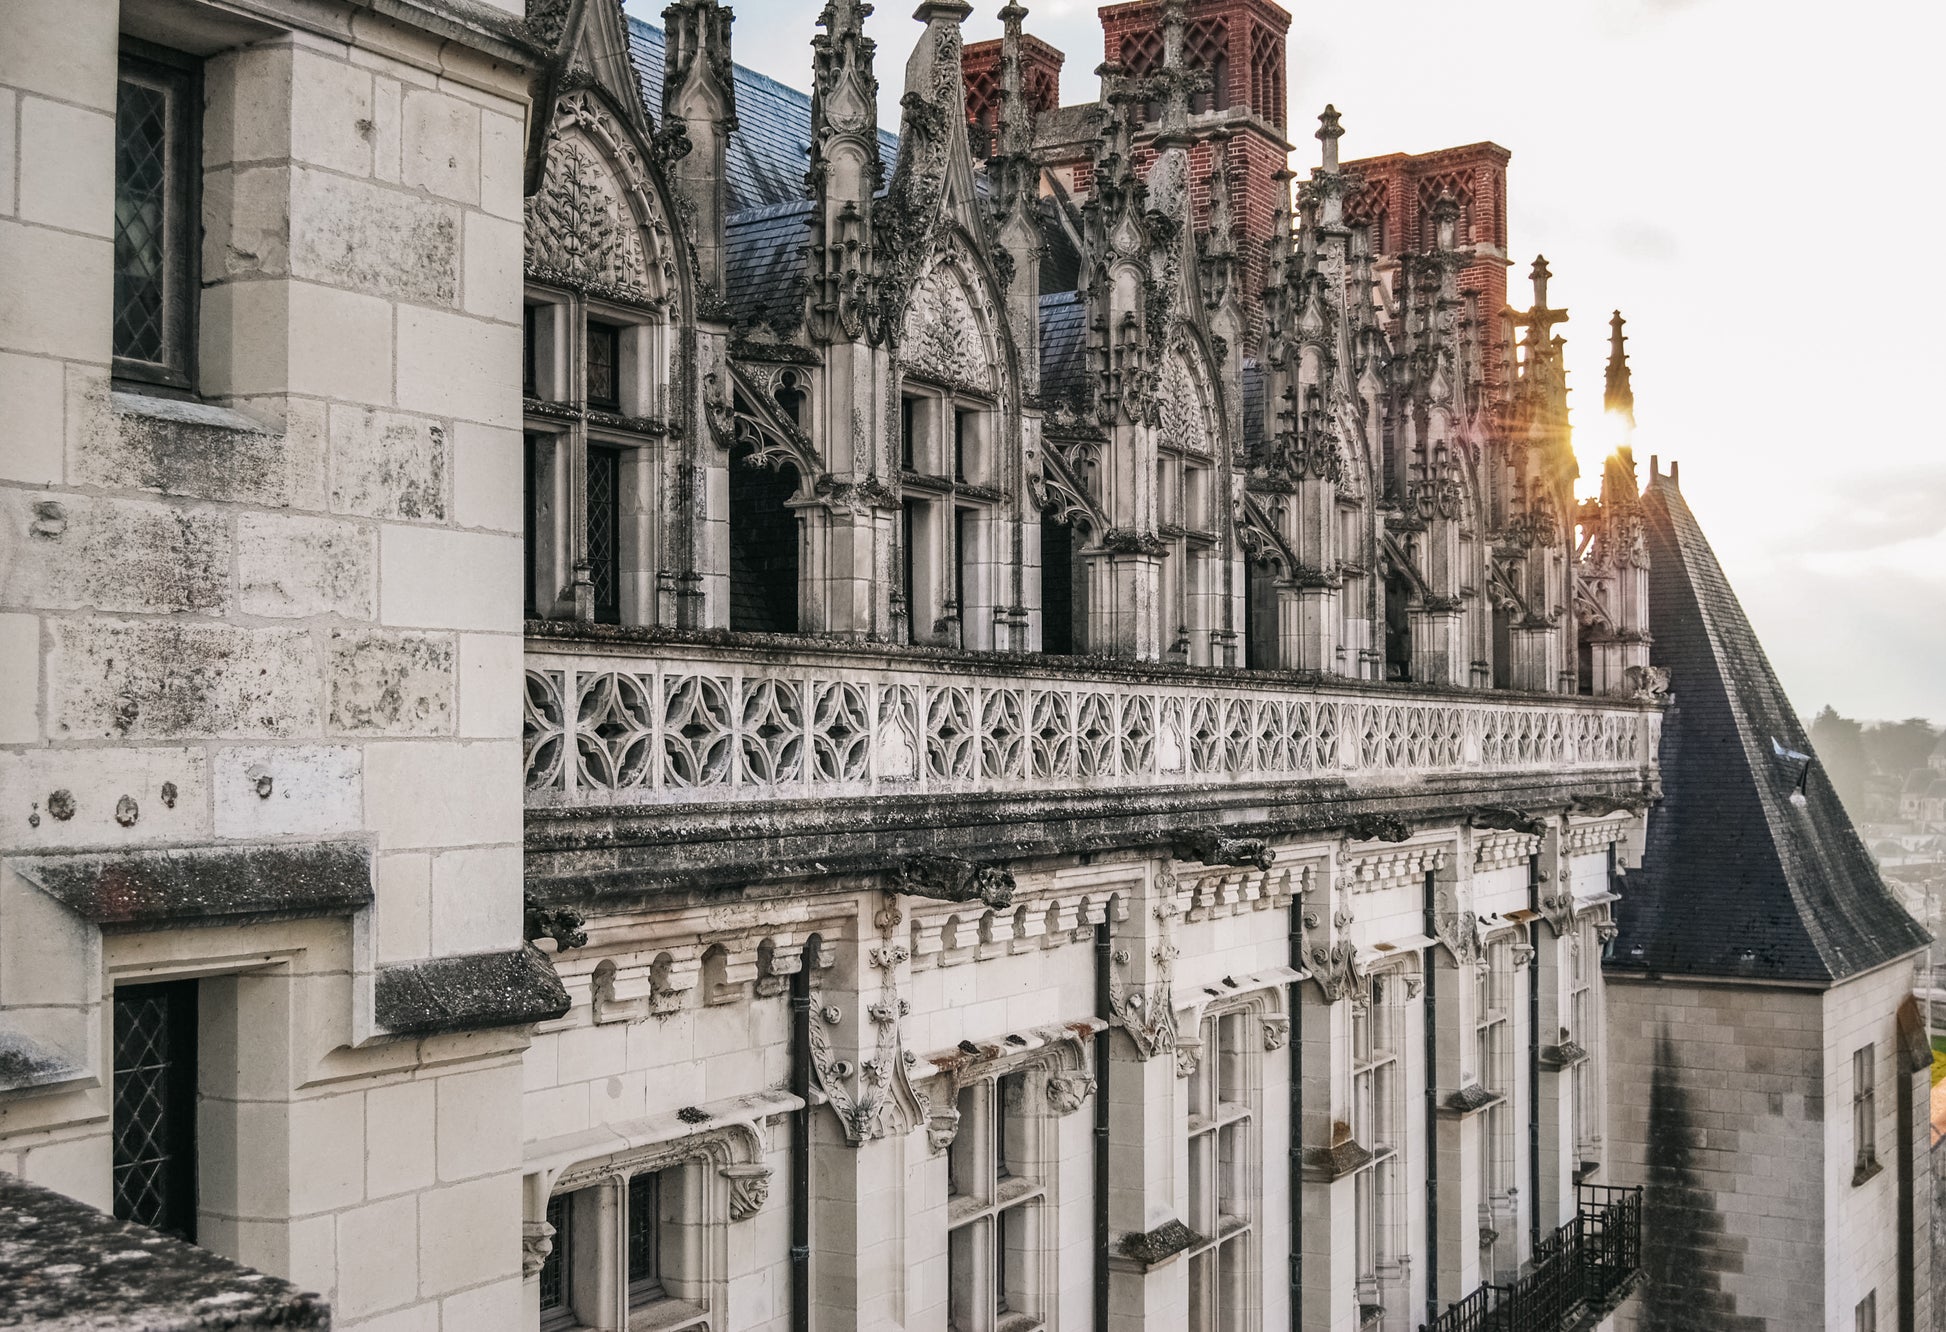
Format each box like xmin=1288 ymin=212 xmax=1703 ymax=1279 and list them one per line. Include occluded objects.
xmin=523 ymin=641 xmax=1658 ymax=809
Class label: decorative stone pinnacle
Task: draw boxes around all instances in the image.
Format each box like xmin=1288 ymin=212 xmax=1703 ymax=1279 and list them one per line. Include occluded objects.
xmin=1317 ymin=104 xmax=1343 ymax=171
xmin=1530 ymin=255 xmax=1552 ymax=308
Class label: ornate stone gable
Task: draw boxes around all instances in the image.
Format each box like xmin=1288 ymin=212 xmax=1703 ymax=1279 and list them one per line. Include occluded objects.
xmin=526 ymin=91 xmax=681 ymax=305
xmin=1156 ymin=347 xmax=1214 ymax=456
xmin=899 ymin=257 xmax=993 ymax=393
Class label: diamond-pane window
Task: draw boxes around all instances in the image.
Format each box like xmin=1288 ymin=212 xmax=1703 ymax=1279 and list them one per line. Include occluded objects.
xmin=112 ymin=980 xmax=198 ymax=1241
xmin=539 ymin=1191 xmax=574 ymax=1330
xmin=627 ymin=1171 xmax=663 ymax=1305
xmin=113 ymin=47 xmax=198 ymax=389
xmin=587 ymin=445 xmax=622 ymax=623
xmin=586 ymin=320 xmax=622 ymax=410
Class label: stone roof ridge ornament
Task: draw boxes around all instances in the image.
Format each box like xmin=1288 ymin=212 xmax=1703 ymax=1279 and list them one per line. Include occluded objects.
xmin=1468 ymin=806 xmax=1548 ymax=837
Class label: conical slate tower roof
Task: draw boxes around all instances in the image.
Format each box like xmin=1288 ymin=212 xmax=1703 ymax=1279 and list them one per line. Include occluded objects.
xmin=1610 ymin=470 xmax=1930 ymax=984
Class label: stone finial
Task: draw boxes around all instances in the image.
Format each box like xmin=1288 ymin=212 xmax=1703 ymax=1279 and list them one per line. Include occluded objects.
xmin=1530 ymin=254 xmax=1552 ymax=310
xmin=1316 ymin=104 xmax=1344 ymax=169
xmin=1605 ymin=309 xmax=1635 ymax=424
xmin=1432 ymin=188 xmax=1460 ymax=252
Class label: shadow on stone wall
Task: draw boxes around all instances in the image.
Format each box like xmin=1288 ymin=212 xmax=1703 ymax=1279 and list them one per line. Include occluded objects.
xmin=1640 ymin=1027 xmax=1765 ymax=1332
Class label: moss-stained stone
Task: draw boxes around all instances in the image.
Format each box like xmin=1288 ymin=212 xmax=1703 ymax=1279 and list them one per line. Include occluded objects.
xmin=83 ymin=396 xmax=323 ymax=510
xmin=289 ymin=167 xmax=459 ymax=306
xmin=374 ymin=943 xmax=570 ymax=1036
xmin=48 ymin=620 xmax=321 ymax=740
xmin=0 ymin=1169 xmax=329 ymax=1329
xmin=327 ymin=406 xmax=447 ymax=521
xmin=12 ymin=839 xmax=372 ymax=927
xmin=327 ymin=628 xmax=455 ymax=734
xmin=0 ymin=492 xmax=230 ymax=615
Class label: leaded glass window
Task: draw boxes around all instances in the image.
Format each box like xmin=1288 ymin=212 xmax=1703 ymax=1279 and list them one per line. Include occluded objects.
xmin=113 ymin=47 xmax=198 ymax=390
xmin=112 ymin=980 xmax=198 ymax=1241
xmin=539 ymin=1191 xmax=574 ymax=1331
xmin=627 ymin=1171 xmax=663 ymax=1305
xmin=587 ymin=444 xmax=621 ymax=623
xmin=586 ymin=320 xmax=621 ymax=410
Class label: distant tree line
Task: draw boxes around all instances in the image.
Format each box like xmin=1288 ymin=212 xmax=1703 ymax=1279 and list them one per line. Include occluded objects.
xmin=1809 ymin=707 xmax=1940 ymax=824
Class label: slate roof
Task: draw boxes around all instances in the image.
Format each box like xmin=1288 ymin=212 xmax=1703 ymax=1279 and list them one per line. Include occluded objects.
xmin=1039 ymin=291 xmax=1089 ymax=413
xmin=1608 ymin=474 xmax=1931 ymax=985
xmin=627 ymin=17 xmax=899 ymax=215
xmin=724 ymin=199 xmax=812 ymax=330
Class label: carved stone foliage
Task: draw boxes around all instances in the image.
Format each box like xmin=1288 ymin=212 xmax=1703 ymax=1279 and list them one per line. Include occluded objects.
xmin=528 ymin=138 xmax=650 ymax=291
xmin=550 ymin=1119 xmax=769 ymax=1221
xmin=806 ymin=902 xmax=930 ymax=1146
xmin=527 ymin=91 xmax=680 ymax=303
xmin=1432 ymin=882 xmax=1480 ymax=965
xmin=720 ymin=1163 xmax=770 ymax=1221
xmin=900 ymin=261 xmax=992 ymax=392
xmin=1156 ymin=349 xmax=1214 ymax=456
xmin=1046 ymin=1071 xmax=1095 ymax=1116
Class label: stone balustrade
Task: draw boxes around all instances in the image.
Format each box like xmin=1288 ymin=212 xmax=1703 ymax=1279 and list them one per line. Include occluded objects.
xmin=522 ymin=633 xmax=1659 ymax=811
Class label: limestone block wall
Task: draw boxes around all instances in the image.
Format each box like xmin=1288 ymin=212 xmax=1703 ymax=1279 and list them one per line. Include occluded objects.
xmin=0 ymin=1 xmax=536 ymax=1328
xmin=1607 ymin=977 xmax=1826 ymax=1331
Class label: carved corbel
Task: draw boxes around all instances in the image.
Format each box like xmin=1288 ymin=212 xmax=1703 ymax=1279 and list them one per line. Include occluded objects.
xmin=1431 ymin=885 xmax=1479 ymax=966
xmin=1173 ymin=829 xmax=1277 ymax=871
xmin=521 ymin=1218 xmax=555 ymax=1278
xmin=525 ymin=893 xmax=587 ymax=952
xmin=1571 ymin=792 xmax=1646 ymax=817
xmin=894 ymin=854 xmax=1016 ymax=909
xmin=1261 ymin=1014 xmax=1291 ymax=1052
xmin=1173 ymin=1035 xmax=1203 ymax=1080
xmin=720 ymin=1163 xmax=771 ymax=1221
xmin=1108 ymin=976 xmax=1176 ymax=1059
xmin=1046 ymin=1071 xmax=1096 ymax=1116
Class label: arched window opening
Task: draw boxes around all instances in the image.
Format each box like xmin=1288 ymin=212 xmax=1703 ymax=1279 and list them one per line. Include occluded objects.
xmin=772 ymin=369 xmax=807 ymax=427
xmin=729 ymin=445 xmax=799 ymax=633
xmin=1384 ymin=568 xmax=1414 ymax=682
xmin=1039 ymin=514 xmax=1079 ymax=655
xmin=1243 ymin=558 xmax=1278 ymax=670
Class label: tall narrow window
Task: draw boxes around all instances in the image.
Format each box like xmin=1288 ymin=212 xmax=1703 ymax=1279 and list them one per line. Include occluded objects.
xmin=947 ymin=1072 xmax=1042 ymax=1332
xmin=1186 ymin=1011 xmax=1253 ymax=1332
xmin=1351 ymin=976 xmax=1402 ymax=1322
xmin=954 ymin=409 xmax=971 ymax=482
xmin=729 ymin=449 xmax=800 ymax=634
xmin=1040 ymin=516 xmax=1074 ymax=656
xmin=1856 ymin=1291 xmax=1877 ymax=1332
xmin=523 ymin=435 xmax=540 ymax=617
xmin=586 ymin=445 xmax=621 ymax=624
xmin=112 ymin=980 xmax=198 ymax=1241
xmin=113 ymin=47 xmax=199 ymax=390
xmin=955 ymin=507 xmax=975 ymax=647
xmin=1853 ymin=1044 xmax=1878 ymax=1182
xmin=902 ymin=500 xmax=921 ymax=644
xmin=586 ymin=320 xmax=622 ymax=410
xmin=901 ymin=396 xmax=918 ymax=472
xmin=627 ymin=1172 xmax=663 ymax=1307
xmin=539 ymin=1192 xmax=575 ymax=1332
xmin=523 ymin=305 xmax=540 ymax=399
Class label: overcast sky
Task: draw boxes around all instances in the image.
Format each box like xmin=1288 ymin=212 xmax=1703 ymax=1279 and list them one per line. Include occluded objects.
xmin=632 ymin=0 xmax=1945 ymax=723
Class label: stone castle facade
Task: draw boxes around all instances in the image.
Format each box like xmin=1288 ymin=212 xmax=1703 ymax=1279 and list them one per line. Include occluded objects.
xmin=0 ymin=0 xmax=1928 ymax=1330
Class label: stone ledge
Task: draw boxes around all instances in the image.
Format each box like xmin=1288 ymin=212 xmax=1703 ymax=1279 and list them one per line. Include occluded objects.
xmin=374 ymin=944 xmax=570 ymax=1037
xmin=0 ymin=1170 xmax=328 ymax=1330
xmin=9 ymin=841 xmax=372 ymax=929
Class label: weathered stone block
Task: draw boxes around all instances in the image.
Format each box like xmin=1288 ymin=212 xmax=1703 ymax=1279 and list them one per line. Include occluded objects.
xmin=335 ymin=1194 xmax=419 ymax=1318
xmin=429 ymin=844 xmax=519 ymax=955
xmin=0 ymin=355 xmax=61 ymax=485
xmin=197 ymin=280 xmax=290 ymax=401
xmin=288 ymin=281 xmax=394 ymax=406
xmin=328 ymin=406 xmax=447 ymax=520
xmin=460 ymin=211 xmax=521 ymax=320
xmin=455 ymin=632 xmax=520 ymax=739
xmin=395 ymin=307 xmax=520 ymax=424
xmin=291 ymin=168 xmax=458 ymax=306
xmin=366 ymin=1078 xmax=436 ymax=1198
xmin=379 ymin=525 xmax=520 ymax=632
xmin=202 ymin=165 xmax=291 ymax=284
xmin=0 ymin=746 xmax=210 ymax=850
xmin=327 ymin=628 xmax=455 ymax=735
xmin=434 ymin=1064 xmax=520 ymax=1182
xmin=288 ymin=1093 xmax=366 ymax=1213
xmin=0 ymin=219 xmax=110 ymax=363
xmin=363 ymin=740 xmax=519 ymax=849
xmin=238 ymin=511 xmax=376 ymax=619
xmin=48 ymin=619 xmax=321 ymax=739
xmin=401 ymin=91 xmax=478 ymax=206
xmin=88 ymin=393 xmax=324 ymax=509
xmin=203 ymin=45 xmax=292 ymax=168
xmin=0 ymin=613 xmax=38 ymax=744
xmin=213 ymin=744 xmax=363 ymax=840
xmin=18 ymin=96 xmax=113 ymax=237
xmin=450 ymin=421 xmax=521 ymax=534
xmin=290 ymin=48 xmax=375 ymax=176
xmin=418 ymin=1174 xmax=518 ymax=1295
xmin=375 ymin=851 xmax=432 ymax=963
xmin=0 ymin=491 xmax=230 ymax=615
xmin=478 ymin=110 xmax=523 ymax=222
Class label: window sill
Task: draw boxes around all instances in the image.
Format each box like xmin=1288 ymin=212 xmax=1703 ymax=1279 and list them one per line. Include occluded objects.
xmin=111 ymin=389 xmax=271 ymax=437
xmin=1852 ymin=1158 xmax=1884 ymax=1188
xmin=628 ymin=1297 xmax=708 ymax=1332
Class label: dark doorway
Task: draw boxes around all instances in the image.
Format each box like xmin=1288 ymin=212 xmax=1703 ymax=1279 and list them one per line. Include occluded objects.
xmin=1384 ymin=570 xmax=1413 ymax=682
xmin=113 ymin=980 xmax=198 ymax=1241
xmin=729 ymin=448 xmax=799 ymax=633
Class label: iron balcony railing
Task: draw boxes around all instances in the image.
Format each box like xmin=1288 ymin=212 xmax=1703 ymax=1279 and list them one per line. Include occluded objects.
xmin=1420 ymin=1185 xmax=1643 ymax=1332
